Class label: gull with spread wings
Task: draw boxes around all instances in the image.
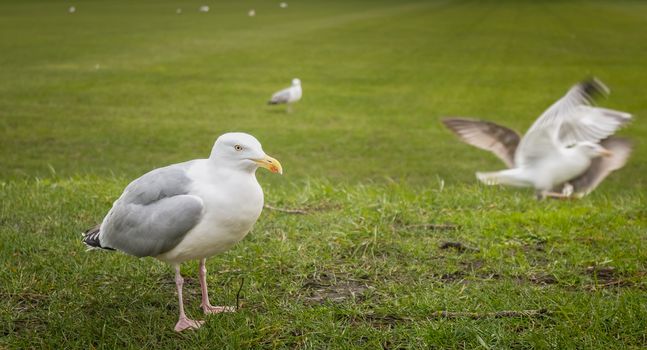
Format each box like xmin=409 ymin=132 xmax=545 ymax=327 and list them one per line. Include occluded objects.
xmin=443 ymin=78 xmax=632 ymax=199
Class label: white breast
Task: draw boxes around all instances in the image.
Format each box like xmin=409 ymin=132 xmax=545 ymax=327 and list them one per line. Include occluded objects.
xmin=156 ymin=161 xmax=264 ymax=264
xmin=531 ymin=149 xmax=591 ymax=190
xmin=289 ymin=86 xmax=302 ymax=103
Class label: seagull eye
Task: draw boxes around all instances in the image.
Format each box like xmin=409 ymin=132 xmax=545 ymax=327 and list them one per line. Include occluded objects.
xmin=234 ymin=145 xmax=243 ymax=151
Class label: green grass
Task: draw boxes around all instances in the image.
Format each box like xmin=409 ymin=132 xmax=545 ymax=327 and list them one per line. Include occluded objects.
xmin=1 ymin=0 xmax=646 ymax=348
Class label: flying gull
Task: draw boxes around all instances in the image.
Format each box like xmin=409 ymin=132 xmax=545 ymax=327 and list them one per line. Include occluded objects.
xmin=268 ymin=78 xmax=302 ymax=113
xmin=82 ymin=132 xmax=283 ymax=332
xmin=443 ymin=78 xmax=632 ymax=199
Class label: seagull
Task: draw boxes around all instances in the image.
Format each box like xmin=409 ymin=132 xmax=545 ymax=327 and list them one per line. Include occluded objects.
xmin=268 ymin=78 xmax=302 ymax=113
xmin=280 ymin=2 xmax=288 ymax=8
xmin=443 ymin=78 xmax=632 ymax=199
xmin=248 ymin=9 xmax=256 ymax=17
xmin=199 ymin=5 xmax=209 ymax=13
xmin=68 ymin=6 xmax=76 ymax=13
xmin=82 ymin=132 xmax=283 ymax=332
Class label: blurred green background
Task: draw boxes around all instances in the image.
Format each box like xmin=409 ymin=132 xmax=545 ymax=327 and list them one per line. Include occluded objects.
xmin=1 ymin=0 xmax=645 ymax=188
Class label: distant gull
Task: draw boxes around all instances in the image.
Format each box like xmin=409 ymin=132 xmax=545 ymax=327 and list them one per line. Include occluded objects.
xmin=68 ymin=6 xmax=76 ymax=13
xmin=176 ymin=8 xmax=182 ymax=14
xmin=199 ymin=5 xmax=209 ymax=13
xmin=280 ymin=2 xmax=288 ymax=8
xmin=248 ymin=9 xmax=256 ymax=17
xmin=83 ymin=133 xmax=283 ymax=332
xmin=443 ymin=78 xmax=632 ymax=199
xmin=268 ymin=78 xmax=302 ymax=113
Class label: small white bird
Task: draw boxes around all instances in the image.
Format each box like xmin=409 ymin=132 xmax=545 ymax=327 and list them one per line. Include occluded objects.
xmin=443 ymin=78 xmax=632 ymax=199
xmin=82 ymin=133 xmax=283 ymax=332
xmin=280 ymin=2 xmax=288 ymax=8
xmin=199 ymin=5 xmax=209 ymax=13
xmin=68 ymin=6 xmax=76 ymax=13
xmin=248 ymin=9 xmax=256 ymax=17
xmin=268 ymin=78 xmax=302 ymax=113
xmin=176 ymin=8 xmax=182 ymax=14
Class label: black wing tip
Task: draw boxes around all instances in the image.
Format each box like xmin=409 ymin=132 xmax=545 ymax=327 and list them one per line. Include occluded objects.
xmin=441 ymin=117 xmax=478 ymax=127
xmin=82 ymin=224 xmax=115 ymax=250
xmin=579 ymin=77 xmax=610 ymax=100
xmin=441 ymin=117 xmax=511 ymax=132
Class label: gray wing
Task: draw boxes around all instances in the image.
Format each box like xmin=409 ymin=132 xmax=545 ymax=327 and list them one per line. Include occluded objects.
xmin=524 ymin=78 xmax=610 ymax=141
xmin=516 ymin=78 xmax=630 ymax=166
xmin=569 ymin=137 xmax=632 ymax=196
xmin=268 ymin=87 xmax=291 ymax=104
xmin=100 ymin=161 xmax=203 ymax=257
xmin=442 ymin=118 xmax=521 ymax=168
xmin=556 ymin=106 xmax=631 ymax=146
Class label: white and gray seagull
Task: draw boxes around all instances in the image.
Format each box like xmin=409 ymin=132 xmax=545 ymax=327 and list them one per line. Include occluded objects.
xmin=443 ymin=78 xmax=632 ymax=199
xmin=82 ymin=132 xmax=282 ymax=332
xmin=268 ymin=78 xmax=302 ymax=113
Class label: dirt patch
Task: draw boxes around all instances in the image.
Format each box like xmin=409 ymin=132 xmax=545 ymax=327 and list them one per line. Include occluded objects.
xmin=439 ymin=241 xmax=479 ymax=253
xmin=438 ymin=271 xmax=466 ymax=282
xmin=302 ymin=273 xmax=371 ymax=304
xmin=582 ymin=266 xmax=647 ymax=289
xmin=520 ymin=240 xmax=547 ymax=253
xmin=395 ymin=223 xmax=459 ymax=232
xmin=341 ymin=308 xmax=551 ymax=329
xmin=585 ymin=266 xmax=618 ymax=283
xmin=528 ymin=273 xmax=558 ymax=285
xmin=460 ymin=259 xmax=485 ymax=271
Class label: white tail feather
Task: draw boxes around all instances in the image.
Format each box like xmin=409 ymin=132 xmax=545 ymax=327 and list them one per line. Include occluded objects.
xmin=476 ymin=169 xmax=532 ymax=187
xmin=476 ymin=172 xmax=501 ymax=185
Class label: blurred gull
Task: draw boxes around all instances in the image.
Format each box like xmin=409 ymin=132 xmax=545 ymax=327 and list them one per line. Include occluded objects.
xmin=443 ymin=78 xmax=632 ymax=199
xmin=199 ymin=5 xmax=209 ymax=13
xmin=268 ymin=78 xmax=302 ymax=113
xmin=82 ymin=133 xmax=283 ymax=332
xmin=248 ymin=9 xmax=256 ymax=17
xmin=176 ymin=8 xmax=182 ymax=14
xmin=68 ymin=6 xmax=76 ymax=13
xmin=280 ymin=2 xmax=288 ymax=8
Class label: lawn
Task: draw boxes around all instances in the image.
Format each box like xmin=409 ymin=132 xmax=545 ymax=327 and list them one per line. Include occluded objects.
xmin=1 ymin=0 xmax=646 ymax=348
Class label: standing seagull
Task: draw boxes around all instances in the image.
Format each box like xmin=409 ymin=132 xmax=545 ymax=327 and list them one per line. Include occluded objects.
xmin=82 ymin=132 xmax=283 ymax=332
xmin=443 ymin=78 xmax=632 ymax=199
xmin=268 ymin=78 xmax=302 ymax=113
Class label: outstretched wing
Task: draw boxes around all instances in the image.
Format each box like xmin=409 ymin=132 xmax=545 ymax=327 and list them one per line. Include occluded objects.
xmin=556 ymin=106 xmax=632 ymax=146
xmin=516 ymin=78 xmax=630 ymax=166
xmin=569 ymin=137 xmax=632 ymax=196
xmin=442 ymin=118 xmax=521 ymax=168
xmin=99 ymin=161 xmax=203 ymax=258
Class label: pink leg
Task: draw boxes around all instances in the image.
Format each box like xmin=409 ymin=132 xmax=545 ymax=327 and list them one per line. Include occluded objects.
xmin=199 ymin=259 xmax=235 ymax=314
xmin=173 ymin=265 xmax=204 ymax=332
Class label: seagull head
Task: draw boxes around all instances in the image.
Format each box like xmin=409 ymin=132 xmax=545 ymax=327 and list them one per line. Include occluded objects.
xmin=574 ymin=141 xmax=613 ymax=158
xmin=291 ymin=78 xmax=301 ymax=86
xmin=210 ymin=132 xmax=283 ymax=174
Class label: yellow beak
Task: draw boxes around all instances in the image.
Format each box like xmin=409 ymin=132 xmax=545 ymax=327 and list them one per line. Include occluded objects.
xmin=253 ymin=155 xmax=283 ymax=174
